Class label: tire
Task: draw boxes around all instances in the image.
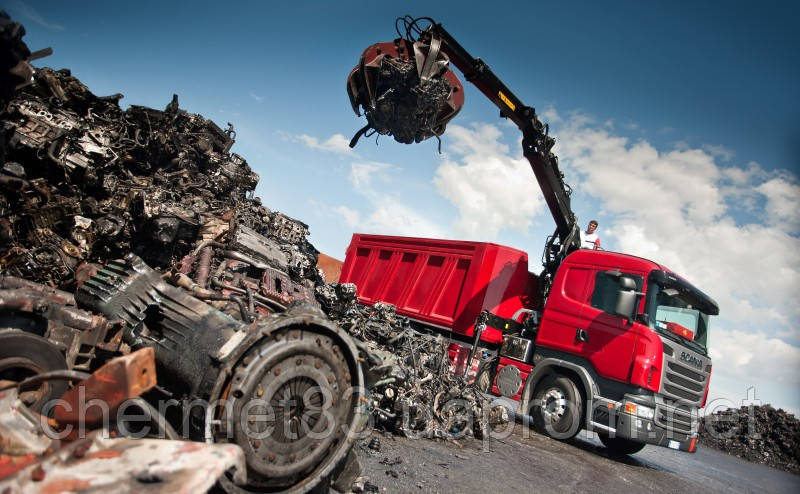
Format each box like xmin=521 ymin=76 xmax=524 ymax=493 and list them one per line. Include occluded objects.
xmin=473 ymin=359 xmax=494 ymax=393
xmin=599 ymin=434 xmax=647 ymax=455
xmin=0 ymin=330 xmax=69 ymax=413
xmin=530 ymin=374 xmax=583 ymax=440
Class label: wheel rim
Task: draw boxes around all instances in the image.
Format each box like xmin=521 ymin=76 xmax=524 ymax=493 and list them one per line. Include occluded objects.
xmin=541 ymin=387 xmax=567 ymax=423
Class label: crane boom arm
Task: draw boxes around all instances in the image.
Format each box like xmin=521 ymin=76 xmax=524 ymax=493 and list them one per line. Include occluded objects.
xmin=428 ymin=23 xmax=581 ymax=255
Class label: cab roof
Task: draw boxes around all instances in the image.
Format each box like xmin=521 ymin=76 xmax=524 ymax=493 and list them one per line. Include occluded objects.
xmin=564 ymin=249 xmax=719 ymax=314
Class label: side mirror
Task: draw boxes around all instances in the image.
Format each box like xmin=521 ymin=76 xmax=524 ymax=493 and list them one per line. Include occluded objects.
xmin=614 ymin=276 xmax=640 ymax=323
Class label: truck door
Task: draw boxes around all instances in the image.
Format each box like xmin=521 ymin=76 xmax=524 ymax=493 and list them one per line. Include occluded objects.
xmin=535 ymin=265 xmax=592 ymax=354
xmin=578 ymin=270 xmax=644 ymax=382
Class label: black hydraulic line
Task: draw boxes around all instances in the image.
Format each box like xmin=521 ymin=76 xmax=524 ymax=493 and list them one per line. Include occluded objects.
xmin=463 ymin=311 xmax=488 ymax=379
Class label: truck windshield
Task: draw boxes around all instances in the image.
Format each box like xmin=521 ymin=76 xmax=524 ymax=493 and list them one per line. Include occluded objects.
xmin=646 ymin=282 xmax=711 ymax=355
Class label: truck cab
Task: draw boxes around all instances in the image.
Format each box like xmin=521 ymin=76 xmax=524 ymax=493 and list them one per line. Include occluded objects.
xmin=340 ymin=234 xmax=718 ymax=454
xmin=523 ymin=249 xmax=716 ymax=453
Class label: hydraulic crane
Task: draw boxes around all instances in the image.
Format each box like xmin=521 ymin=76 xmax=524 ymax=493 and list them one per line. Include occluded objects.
xmin=347 ymin=16 xmax=581 ymax=296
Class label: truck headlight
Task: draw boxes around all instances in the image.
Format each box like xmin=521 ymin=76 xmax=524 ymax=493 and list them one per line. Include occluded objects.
xmin=624 ymin=402 xmax=655 ymax=420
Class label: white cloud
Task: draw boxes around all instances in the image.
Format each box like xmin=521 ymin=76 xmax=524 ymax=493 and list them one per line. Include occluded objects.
xmin=333 ymin=162 xmax=446 ymax=238
xmin=348 ymin=161 xmax=392 ymax=189
xmin=333 ymin=205 xmax=361 ymax=227
xmin=756 ymin=174 xmax=800 ymax=233
xmin=707 ymin=328 xmax=800 ymax=413
xmin=541 ymin=106 xmax=561 ymax=123
xmin=334 ymin=200 xmax=445 ymax=238
xmin=703 ymin=143 xmax=735 ymax=162
xmin=290 ymin=133 xmax=355 ymax=155
xmin=248 ymin=91 xmax=263 ymax=103
xmin=432 ymin=123 xmax=545 ymax=239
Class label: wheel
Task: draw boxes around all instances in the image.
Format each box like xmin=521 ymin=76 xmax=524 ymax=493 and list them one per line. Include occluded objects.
xmin=530 ymin=374 xmax=583 ymax=440
xmin=599 ymin=434 xmax=646 ymax=455
xmin=0 ymin=330 xmax=69 ymax=413
xmin=473 ymin=359 xmax=493 ymax=393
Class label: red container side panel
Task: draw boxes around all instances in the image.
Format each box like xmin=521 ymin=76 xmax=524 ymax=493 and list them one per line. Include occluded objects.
xmin=340 ymin=234 xmax=535 ymax=343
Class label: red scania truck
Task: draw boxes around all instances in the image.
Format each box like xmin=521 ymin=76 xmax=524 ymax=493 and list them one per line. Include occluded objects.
xmin=342 ymin=18 xmax=719 ymax=455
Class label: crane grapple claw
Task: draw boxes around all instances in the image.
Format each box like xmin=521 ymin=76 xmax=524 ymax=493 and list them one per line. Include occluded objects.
xmin=347 ymin=36 xmax=464 ymax=147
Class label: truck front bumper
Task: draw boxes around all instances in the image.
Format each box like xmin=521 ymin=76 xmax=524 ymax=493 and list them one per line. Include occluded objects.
xmin=615 ymin=410 xmax=697 ymax=452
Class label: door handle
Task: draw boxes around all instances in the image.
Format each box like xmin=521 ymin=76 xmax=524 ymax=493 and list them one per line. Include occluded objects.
xmin=575 ymin=328 xmax=589 ymax=342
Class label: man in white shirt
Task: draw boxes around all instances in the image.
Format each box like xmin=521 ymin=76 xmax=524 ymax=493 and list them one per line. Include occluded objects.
xmin=580 ymin=220 xmax=601 ymax=250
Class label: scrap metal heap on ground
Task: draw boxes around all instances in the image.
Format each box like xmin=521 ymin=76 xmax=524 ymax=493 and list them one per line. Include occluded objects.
xmin=0 ymin=12 xmax=503 ymax=493
xmin=317 ymin=287 xmax=508 ymax=440
xmin=700 ymin=405 xmax=800 ymax=474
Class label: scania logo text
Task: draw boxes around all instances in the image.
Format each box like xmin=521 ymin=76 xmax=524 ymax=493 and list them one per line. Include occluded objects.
xmin=680 ymin=351 xmax=702 ymax=369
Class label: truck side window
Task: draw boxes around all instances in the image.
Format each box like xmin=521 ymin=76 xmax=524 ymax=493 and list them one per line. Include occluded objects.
xmin=590 ymin=272 xmax=643 ymax=314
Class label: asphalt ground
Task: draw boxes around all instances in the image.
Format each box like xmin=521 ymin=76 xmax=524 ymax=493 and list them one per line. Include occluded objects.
xmin=356 ymin=423 xmax=800 ymax=493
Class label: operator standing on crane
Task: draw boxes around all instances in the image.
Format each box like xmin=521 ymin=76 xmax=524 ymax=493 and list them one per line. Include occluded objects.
xmin=580 ymin=220 xmax=601 ymax=250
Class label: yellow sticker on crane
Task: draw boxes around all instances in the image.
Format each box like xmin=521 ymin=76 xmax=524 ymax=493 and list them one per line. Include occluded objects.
xmin=499 ymin=91 xmax=516 ymax=111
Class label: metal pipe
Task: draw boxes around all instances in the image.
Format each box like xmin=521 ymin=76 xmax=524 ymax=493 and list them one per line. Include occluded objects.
xmin=245 ymin=285 xmax=255 ymax=313
xmin=172 ymin=273 xmax=252 ymax=323
xmin=191 ymin=240 xmax=227 ymax=256
xmin=222 ymin=250 xmax=270 ymax=270
xmin=194 ymin=246 xmax=212 ymax=287
xmin=0 ymin=276 xmax=75 ymax=305
xmin=210 ymin=276 xmax=287 ymax=312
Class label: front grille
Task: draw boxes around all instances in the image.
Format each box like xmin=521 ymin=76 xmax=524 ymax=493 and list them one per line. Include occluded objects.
xmin=659 ymin=345 xmax=708 ymax=406
xmin=655 ymin=403 xmax=695 ymax=436
xmin=665 ymin=371 xmax=704 ymax=393
xmin=663 ymin=384 xmax=700 ymax=402
xmin=667 ymin=362 xmax=703 ymax=382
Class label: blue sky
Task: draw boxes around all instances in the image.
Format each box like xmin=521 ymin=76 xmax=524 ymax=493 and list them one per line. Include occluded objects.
xmin=4 ymin=1 xmax=799 ymax=412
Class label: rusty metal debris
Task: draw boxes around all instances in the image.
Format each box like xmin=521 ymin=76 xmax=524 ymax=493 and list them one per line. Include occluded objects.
xmin=0 ymin=350 xmax=246 ymax=492
xmin=0 ymin=430 xmax=247 ymax=494
xmin=52 ymin=347 xmax=157 ymax=427
xmin=318 ymin=289 xmax=508 ymax=440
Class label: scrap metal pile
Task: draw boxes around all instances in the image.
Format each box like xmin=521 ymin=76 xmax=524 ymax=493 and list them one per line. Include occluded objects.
xmin=0 ymin=68 xmax=319 ymax=292
xmin=317 ymin=285 xmax=507 ymax=440
xmin=0 ymin=12 xmax=364 ymax=493
xmin=700 ymin=405 xmax=800 ymax=474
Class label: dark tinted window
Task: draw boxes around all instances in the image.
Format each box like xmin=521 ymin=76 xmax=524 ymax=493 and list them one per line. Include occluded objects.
xmin=590 ymin=272 xmax=643 ymax=314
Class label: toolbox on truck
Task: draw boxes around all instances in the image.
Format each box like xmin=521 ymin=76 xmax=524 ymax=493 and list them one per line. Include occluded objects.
xmin=339 ymin=234 xmax=541 ymax=344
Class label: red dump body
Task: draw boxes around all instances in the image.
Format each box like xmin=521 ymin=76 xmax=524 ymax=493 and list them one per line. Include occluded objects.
xmin=339 ymin=234 xmax=541 ymax=344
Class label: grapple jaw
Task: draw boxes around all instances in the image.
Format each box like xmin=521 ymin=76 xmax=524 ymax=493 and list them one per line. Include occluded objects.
xmin=346 ymin=35 xmax=464 ymax=147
